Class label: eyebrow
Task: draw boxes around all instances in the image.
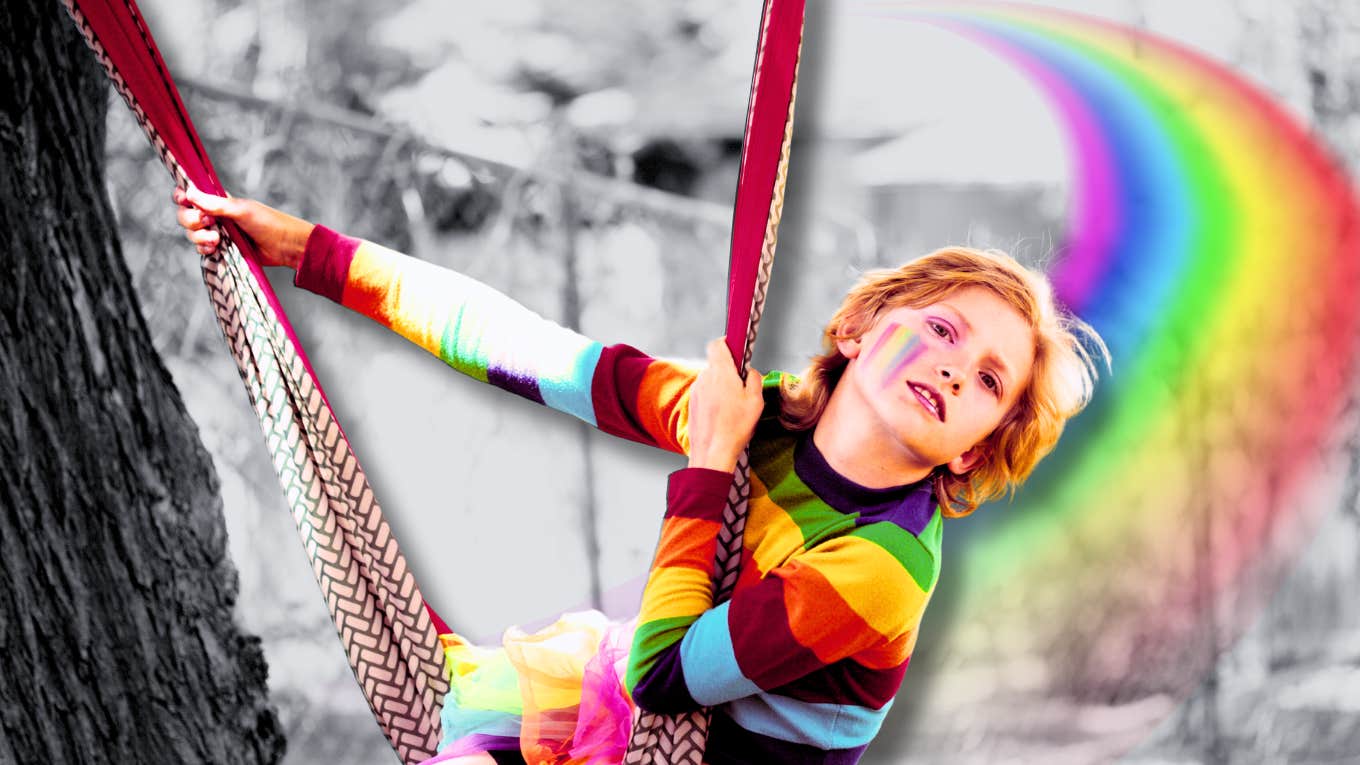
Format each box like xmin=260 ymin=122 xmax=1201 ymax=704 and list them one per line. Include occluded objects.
xmin=936 ymin=302 xmax=1015 ymax=386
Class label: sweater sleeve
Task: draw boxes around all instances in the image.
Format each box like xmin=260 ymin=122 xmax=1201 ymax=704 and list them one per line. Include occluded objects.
xmin=293 ymin=225 xmax=697 ymax=453
xmin=626 ymin=470 xmax=934 ymax=714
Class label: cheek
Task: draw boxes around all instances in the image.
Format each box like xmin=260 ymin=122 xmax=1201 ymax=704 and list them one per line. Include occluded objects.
xmin=863 ymin=323 xmax=925 ymax=388
xmin=969 ymin=391 xmax=1008 ymax=432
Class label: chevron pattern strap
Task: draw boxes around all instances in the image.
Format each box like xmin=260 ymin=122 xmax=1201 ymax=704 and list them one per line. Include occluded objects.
xmin=624 ymin=1 xmax=804 ymax=762
xmin=61 ymin=1 xmax=448 ymax=761
xmin=625 ymin=708 xmax=710 ymax=765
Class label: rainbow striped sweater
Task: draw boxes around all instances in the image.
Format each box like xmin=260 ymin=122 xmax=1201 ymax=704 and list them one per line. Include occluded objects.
xmin=295 ymin=226 xmax=943 ymax=764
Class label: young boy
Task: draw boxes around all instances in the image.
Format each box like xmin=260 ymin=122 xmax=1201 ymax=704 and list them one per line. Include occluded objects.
xmin=175 ymin=188 xmax=1104 ymax=764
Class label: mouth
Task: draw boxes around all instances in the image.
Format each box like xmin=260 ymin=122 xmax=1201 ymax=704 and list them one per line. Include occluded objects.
xmin=907 ymin=381 xmax=945 ymax=422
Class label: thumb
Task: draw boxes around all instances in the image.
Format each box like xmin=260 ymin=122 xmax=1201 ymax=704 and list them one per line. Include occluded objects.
xmin=185 ymin=184 xmax=242 ymax=219
xmin=746 ymin=367 xmax=765 ymax=393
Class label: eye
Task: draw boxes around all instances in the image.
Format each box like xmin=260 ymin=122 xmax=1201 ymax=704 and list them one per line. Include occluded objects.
xmin=928 ymin=321 xmax=951 ymax=340
xmin=981 ymin=372 xmax=1000 ymax=395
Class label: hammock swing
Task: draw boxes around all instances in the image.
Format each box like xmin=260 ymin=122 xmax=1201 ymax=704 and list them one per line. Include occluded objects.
xmin=62 ymin=0 xmax=806 ymax=762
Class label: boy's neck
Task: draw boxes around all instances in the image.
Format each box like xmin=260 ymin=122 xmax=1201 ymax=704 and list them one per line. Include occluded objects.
xmin=812 ymin=384 xmax=936 ymax=489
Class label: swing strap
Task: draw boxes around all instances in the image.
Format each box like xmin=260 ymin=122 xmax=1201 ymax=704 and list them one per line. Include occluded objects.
xmin=65 ymin=0 xmax=804 ymax=761
xmin=625 ymin=1 xmax=806 ymax=762
xmin=60 ymin=1 xmax=449 ymax=762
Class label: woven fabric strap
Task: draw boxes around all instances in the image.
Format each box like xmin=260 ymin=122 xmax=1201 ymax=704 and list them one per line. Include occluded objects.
xmin=60 ymin=1 xmax=449 ymax=761
xmin=625 ymin=1 xmax=806 ymax=762
xmin=63 ymin=0 xmax=803 ymax=762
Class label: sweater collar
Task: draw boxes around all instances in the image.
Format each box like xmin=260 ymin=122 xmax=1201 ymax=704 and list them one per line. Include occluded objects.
xmin=793 ymin=432 xmax=938 ymax=535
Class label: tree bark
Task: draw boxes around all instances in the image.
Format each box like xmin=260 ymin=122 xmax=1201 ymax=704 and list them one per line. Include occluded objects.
xmin=0 ymin=1 xmax=285 ymax=763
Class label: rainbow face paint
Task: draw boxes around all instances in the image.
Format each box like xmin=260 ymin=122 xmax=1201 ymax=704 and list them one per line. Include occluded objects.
xmin=864 ymin=321 xmax=925 ymax=389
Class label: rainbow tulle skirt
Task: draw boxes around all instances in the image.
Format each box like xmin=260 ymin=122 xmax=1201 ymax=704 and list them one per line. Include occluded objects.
xmin=420 ymin=611 xmax=638 ymax=764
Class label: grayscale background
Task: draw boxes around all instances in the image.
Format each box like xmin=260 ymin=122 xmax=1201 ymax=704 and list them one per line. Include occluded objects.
xmin=104 ymin=1 xmax=1359 ymax=762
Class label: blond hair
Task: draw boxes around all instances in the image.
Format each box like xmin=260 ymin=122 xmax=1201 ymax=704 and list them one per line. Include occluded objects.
xmin=779 ymin=246 xmax=1107 ymax=518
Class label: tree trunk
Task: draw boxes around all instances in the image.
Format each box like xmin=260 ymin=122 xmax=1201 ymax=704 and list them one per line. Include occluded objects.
xmin=0 ymin=1 xmax=285 ymax=763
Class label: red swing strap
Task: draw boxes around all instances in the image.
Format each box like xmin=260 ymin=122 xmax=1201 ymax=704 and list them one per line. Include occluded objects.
xmin=626 ymin=1 xmax=806 ymax=762
xmin=60 ymin=1 xmax=449 ymax=762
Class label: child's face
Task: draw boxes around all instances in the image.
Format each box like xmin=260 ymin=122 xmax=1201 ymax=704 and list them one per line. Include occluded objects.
xmin=838 ymin=285 xmax=1036 ymax=476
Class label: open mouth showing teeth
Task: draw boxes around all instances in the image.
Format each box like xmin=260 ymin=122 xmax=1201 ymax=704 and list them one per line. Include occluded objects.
xmin=908 ymin=382 xmax=945 ymax=422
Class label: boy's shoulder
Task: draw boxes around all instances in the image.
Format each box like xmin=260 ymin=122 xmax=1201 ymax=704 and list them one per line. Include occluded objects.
xmin=847 ymin=509 xmax=944 ymax=593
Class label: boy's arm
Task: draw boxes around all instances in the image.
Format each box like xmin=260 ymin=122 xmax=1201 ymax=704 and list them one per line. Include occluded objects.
xmin=625 ymin=468 xmax=937 ymax=715
xmin=295 ymin=225 xmax=696 ymax=452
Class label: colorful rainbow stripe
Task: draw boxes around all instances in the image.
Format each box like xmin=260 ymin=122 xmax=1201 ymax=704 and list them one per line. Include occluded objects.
xmin=865 ymin=323 xmax=925 ymax=388
xmin=862 ymin=0 xmax=1360 ymax=726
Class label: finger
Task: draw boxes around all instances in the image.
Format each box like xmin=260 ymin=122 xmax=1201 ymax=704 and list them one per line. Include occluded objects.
xmin=177 ymin=206 xmax=215 ymax=230
xmin=187 ymin=228 xmax=220 ymax=247
xmin=185 ymin=185 xmax=238 ymax=218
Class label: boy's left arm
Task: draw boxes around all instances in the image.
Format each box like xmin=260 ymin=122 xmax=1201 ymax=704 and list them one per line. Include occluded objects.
xmin=625 ymin=469 xmax=935 ymax=714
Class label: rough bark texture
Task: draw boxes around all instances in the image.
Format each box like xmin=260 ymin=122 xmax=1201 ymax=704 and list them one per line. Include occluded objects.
xmin=0 ymin=1 xmax=285 ymax=763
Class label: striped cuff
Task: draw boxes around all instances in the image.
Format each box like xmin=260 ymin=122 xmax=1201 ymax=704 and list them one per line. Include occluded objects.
xmin=665 ymin=467 xmax=735 ymax=522
xmin=293 ymin=224 xmax=358 ymax=303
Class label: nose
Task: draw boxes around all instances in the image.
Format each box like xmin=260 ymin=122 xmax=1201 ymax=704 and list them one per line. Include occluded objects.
xmin=939 ymin=365 xmax=962 ymax=393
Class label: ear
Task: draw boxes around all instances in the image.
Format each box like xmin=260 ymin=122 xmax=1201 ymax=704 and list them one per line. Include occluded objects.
xmin=946 ymin=443 xmax=987 ymax=476
xmin=836 ymin=333 xmax=863 ymax=359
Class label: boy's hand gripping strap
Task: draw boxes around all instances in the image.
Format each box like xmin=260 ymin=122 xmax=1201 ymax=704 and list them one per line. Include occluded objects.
xmin=59 ymin=1 xmax=449 ymax=762
xmin=625 ymin=1 xmax=806 ymax=762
